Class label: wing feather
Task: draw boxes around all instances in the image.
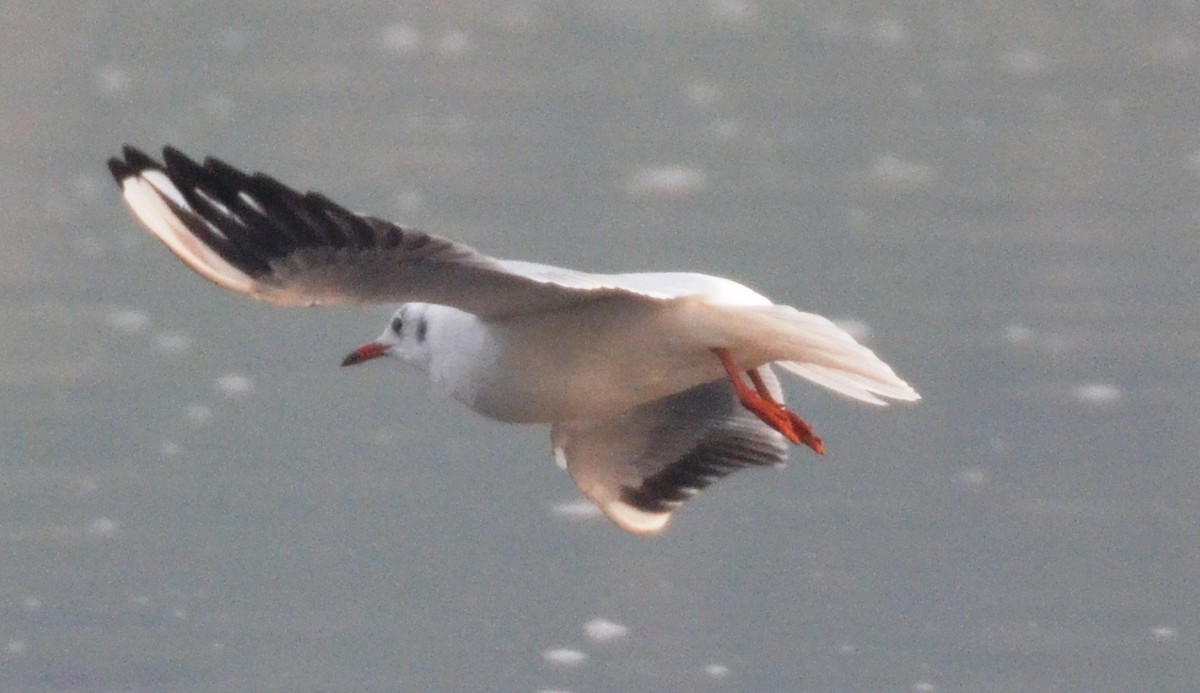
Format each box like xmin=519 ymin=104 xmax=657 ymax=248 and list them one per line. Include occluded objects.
xmin=109 ymin=146 xmax=665 ymax=317
xmin=552 ymin=369 xmax=789 ymax=534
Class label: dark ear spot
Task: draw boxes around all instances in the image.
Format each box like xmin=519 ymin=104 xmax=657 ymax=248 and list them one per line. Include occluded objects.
xmin=416 ymin=317 xmax=428 ymax=343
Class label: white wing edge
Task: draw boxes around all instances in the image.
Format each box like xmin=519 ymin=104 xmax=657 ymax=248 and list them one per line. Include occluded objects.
xmin=120 ymin=170 xmax=258 ymax=295
xmin=554 ymin=445 xmax=672 ymax=534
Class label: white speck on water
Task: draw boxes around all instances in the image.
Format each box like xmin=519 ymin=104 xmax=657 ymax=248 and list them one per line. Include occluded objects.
xmin=550 ymin=499 xmax=602 ymax=520
xmin=185 ymin=404 xmax=212 ymax=425
xmin=107 ymin=308 xmax=150 ymax=332
xmin=438 ymin=29 xmax=471 ymax=56
xmin=1187 ymin=151 xmax=1200 ymax=175
xmin=216 ymin=373 xmax=254 ymax=397
xmin=1003 ymin=324 xmax=1033 ymax=345
xmin=380 ymin=23 xmax=422 ymax=56
xmin=172 ymin=608 xmax=188 ymax=620
xmin=215 ymin=27 xmax=247 ymax=54
xmin=396 ymin=189 xmax=425 ymax=215
xmin=1151 ymin=625 xmax=1177 ymax=640
xmin=584 ymin=618 xmax=629 ymax=642
xmin=836 ymin=641 xmax=856 ymax=654
xmin=709 ymin=0 xmax=757 ymax=21
xmin=543 ymin=648 xmax=588 ymax=666
xmin=22 ymin=596 xmax=42 ymax=611
xmin=6 ymin=639 xmax=27 ymax=656
xmin=872 ymin=18 xmax=909 ymax=47
xmin=202 ymin=93 xmax=236 ymax=120
xmin=1002 ymin=47 xmax=1045 ymax=74
xmin=955 ymin=468 xmax=987 ymax=487
xmin=87 ymin=516 xmax=117 ymax=538
xmin=1072 ymin=382 xmax=1121 ymax=406
xmin=713 ymin=119 xmax=740 ymax=139
xmin=159 ymin=440 xmax=182 ymax=457
xmin=872 ymin=155 xmax=933 ymax=187
xmin=155 ymin=332 xmax=192 ymax=353
xmin=685 ymin=81 xmax=722 ymax=108
xmin=913 ymin=682 xmax=936 ymax=692
xmin=72 ymin=175 xmax=104 ymax=202
xmin=627 ymin=166 xmax=707 ymax=198
xmin=704 ymin=663 xmax=731 ymax=678
xmin=95 ymin=64 xmax=132 ymax=94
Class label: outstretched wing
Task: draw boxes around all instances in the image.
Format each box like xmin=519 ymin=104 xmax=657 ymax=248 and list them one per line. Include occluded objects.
xmin=108 ymin=146 xmax=669 ymax=318
xmin=552 ymin=367 xmax=790 ymax=534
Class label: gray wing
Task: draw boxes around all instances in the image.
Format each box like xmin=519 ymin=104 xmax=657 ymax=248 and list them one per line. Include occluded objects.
xmin=107 ymin=146 xmax=666 ymax=318
xmin=551 ymin=367 xmax=790 ymax=534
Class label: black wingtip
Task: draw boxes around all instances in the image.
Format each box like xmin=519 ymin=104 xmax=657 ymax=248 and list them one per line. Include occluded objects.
xmin=106 ymin=157 xmax=132 ymax=183
xmin=121 ymin=145 xmax=159 ymax=170
xmin=107 ymin=145 xmax=162 ymax=185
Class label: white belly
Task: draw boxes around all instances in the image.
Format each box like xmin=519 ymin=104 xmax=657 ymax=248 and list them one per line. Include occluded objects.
xmin=429 ymin=298 xmax=727 ymax=423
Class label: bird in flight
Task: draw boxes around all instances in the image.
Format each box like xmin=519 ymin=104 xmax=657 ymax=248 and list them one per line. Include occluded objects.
xmin=108 ymin=146 xmax=919 ymax=534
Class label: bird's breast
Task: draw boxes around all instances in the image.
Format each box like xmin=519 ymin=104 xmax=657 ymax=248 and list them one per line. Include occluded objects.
xmin=430 ymin=298 xmax=724 ymax=423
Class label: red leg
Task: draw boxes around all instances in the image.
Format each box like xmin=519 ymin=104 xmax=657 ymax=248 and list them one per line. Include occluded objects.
xmin=712 ymin=348 xmax=825 ymax=455
xmin=746 ymin=368 xmax=778 ymax=402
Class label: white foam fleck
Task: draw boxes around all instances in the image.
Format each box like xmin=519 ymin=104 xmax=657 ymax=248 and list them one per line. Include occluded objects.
xmin=1003 ymin=324 xmax=1033 ymax=345
xmin=203 ymin=93 xmax=236 ymax=120
xmin=22 ymin=596 xmax=42 ymax=611
xmin=6 ymin=639 xmax=26 ymax=656
xmin=1151 ymin=625 xmax=1177 ymax=640
xmin=159 ymin=441 xmax=182 ymax=457
xmin=87 ymin=516 xmax=117 ymax=538
xmin=872 ymin=155 xmax=933 ymax=187
xmin=216 ymin=373 xmax=254 ymax=397
xmin=872 ymin=18 xmax=909 ymax=46
xmin=396 ymin=189 xmax=425 ymax=215
xmin=107 ymin=308 xmax=151 ymax=332
xmin=95 ymin=64 xmax=132 ymax=94
xmin=1002 ymin=47 xmax=1045 ymax=74
xmin=1072 ymin=382 xmax=1121 ymax=406
xmin=704 ymin=663 xmax=731 ymax=678
xmin=584 ymin=618 xmax=629 ymax=642
xmin=913 ymin=682 xmax=936 ymax=692
xmin=380 ymin=23 xmax=422 ymax=56
xmin=627 ymin=166 xmax=708 ymax=198
xmin=185 ymin=404 xmax=212 ymax=425
xmin=550 ymin=500 xmax=602 ymax=520
xmin=685 ymin=82 xmax=722 ymax=108
xmin=1187 ymin=151 xmax=1200 ymax=175
xmin=439 ymin=29 xmax=471 ymax=56
xmin=955 ymin=468 xmax=987 ymax=487
xmin=155 ymin=332 xmax=192 ymax=353
xmin=543 ymin=648 xmax=587 ymax=666
xmin=709 ymin=0 xmax=757 ymax=21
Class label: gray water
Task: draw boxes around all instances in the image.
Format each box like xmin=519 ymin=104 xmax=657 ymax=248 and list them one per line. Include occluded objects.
xmin=3 ymin=3 xmax=1198 ymax=691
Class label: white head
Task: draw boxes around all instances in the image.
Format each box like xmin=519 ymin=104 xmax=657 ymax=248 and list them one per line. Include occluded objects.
xmin=341 ymin=303 xmax=434 ymax=370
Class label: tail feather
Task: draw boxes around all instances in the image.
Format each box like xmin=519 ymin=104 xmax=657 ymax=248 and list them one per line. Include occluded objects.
xmin=718 ymin=304 xmax=920 ymax=405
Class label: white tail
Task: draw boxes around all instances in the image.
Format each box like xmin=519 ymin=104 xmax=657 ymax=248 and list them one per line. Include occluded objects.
xmin=718 ymin=304 xmax=920 ymax=405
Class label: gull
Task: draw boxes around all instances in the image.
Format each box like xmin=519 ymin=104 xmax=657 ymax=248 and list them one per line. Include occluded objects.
xmin=107 ymin=146 xmax=919 ymax=534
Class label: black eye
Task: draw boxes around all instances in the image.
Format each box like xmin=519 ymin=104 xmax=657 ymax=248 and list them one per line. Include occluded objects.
xmin=390 ymin=316 xmax=403 ymax=334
